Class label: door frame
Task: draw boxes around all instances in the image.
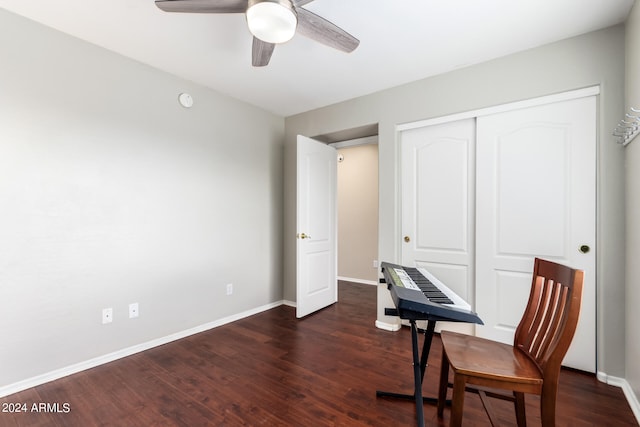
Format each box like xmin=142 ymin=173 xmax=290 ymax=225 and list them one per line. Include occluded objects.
xmin=396 ymin=86 xmax=600 ymax=134
xmin=330 ymin=135 xmax=380 ymax=286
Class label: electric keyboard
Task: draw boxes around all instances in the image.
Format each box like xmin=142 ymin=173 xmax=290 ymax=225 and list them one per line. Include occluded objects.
xmin=377 ymin=262 xmax=483 ymax=427
xmin=381 ymin=262 xmax=483 ymax=324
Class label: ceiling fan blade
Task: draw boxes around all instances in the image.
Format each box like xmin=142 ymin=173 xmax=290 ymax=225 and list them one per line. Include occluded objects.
xmin=293 ymin=0 xmax=315 ymax=6
xmin=252 ymin=37 xmax=275 ymax=66
xmin=295 ymin=7 xmax=359 ymax=53
xmin=155 ymin=0 xmax=247 ymax=13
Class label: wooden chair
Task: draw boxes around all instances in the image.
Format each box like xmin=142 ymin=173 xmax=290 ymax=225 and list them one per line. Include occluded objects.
xmin=437 ymin=258 xmax=584 ymax=427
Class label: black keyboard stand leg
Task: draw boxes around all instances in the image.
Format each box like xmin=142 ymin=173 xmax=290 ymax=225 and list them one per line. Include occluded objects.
xmin=376 ymin=320 xmax=440 ymax=427
xmin=418 ymin=320 xmax=437 ymax=404
xmin=410 ymin=320 xmax=425 ymax=427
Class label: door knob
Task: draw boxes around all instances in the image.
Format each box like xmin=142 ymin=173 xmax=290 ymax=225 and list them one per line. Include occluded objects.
xmin=297 ymin=233 xmax=311 ymax=240
xmin=579 ymin=245 xmax=590 ymax=254
xmin=404 ymin=236 xmax=411 ymax=243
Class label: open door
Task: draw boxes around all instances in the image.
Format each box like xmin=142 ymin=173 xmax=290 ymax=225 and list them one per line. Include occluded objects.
xmin=296 ymin=135 xmax=337 ymax=318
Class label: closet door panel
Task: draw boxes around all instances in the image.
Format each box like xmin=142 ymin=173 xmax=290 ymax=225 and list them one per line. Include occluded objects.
xmin=400 ymin=118 xmax=476 ymax=334
xmin=475 ymin=96 xmax=596 ymax=372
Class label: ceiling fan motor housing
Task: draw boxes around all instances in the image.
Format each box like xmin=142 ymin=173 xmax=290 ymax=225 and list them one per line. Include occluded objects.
xmin=246 ymin=0 xmax=298 ymax=44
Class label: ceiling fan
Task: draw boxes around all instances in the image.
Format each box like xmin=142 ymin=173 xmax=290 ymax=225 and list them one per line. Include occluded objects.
xmin=155 ymin=0 xmax=360 ymax=66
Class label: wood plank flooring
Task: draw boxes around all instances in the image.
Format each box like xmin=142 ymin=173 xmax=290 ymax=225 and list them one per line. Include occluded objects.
xmin=0 ymin=282 xmax=637 ymax=426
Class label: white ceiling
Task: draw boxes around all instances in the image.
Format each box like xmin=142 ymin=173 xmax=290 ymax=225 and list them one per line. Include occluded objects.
xmin=0 ymin=0 xmax=634 ymax=116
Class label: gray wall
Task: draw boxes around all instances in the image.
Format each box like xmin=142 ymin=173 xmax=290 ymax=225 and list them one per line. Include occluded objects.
xmin=285 ymin=25 xmax=626 ymax=378
xmin=0 ymin=9 xmax=284 ymax=389
xmin=626 ymin=0 xmax=640 ymax=402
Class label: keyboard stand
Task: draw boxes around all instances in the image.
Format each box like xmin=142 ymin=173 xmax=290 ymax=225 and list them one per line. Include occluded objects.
xmin=376 ymin=317 xmax=442 ymax=427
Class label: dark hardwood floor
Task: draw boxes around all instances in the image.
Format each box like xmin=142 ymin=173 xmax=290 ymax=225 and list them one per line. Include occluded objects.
xmin=1 ymin=282 xmax=637 ymax=426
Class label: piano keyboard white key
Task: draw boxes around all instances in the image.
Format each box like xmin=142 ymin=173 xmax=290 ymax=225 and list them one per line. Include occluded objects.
xmin=417 ymin=267 xmax=470 ymax=310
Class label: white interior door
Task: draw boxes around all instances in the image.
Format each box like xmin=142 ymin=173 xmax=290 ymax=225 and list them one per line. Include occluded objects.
xmin=400 ymin=118 xmax=476 ymax=334
xmin=475 ymin=96 xmax=596 ymax=372
xmin=296 ymin=135 xmax=337 ymax=318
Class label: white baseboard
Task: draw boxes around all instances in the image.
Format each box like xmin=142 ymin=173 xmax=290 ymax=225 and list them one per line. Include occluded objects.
xmin=375 ymin=320 xmax=401 ymax=332
xmin=0 ymin=300 xmax=286 ymax=399
xmin=282 ymin=299 xmax=296 ymax=307
xmin=622 ymin=379 xmax=640 ymax=424
xmin=338 ymin=276 xmax=378 ymax=286
xmin=597 ymin=371 xmax=640 ymax=424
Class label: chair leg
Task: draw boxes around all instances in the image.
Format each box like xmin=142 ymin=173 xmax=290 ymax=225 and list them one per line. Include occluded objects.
xmin=437 ymin=352 xmax=450 ymax=417
xmin=514 ymin=392 xmax=526 ymax=427
xmin=540 ymin=387 xmax=557 ymax=427
xmin=449 ymin=374 xmax=466 ymax=427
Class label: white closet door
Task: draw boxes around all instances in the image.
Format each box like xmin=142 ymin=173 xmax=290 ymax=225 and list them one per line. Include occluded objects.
xmin=400 ymin=118 xmax=476 ymax=334
xmin=475 ymin=96 xmax=596 ymax=372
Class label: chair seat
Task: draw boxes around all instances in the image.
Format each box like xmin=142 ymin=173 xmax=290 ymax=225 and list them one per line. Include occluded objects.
xmin=441 ymin=330 xmax=543 ymax=389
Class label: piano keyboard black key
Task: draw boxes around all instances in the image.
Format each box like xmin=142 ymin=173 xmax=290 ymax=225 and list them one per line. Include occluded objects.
xmin=405 ymin=267 xmax=454 ymax=304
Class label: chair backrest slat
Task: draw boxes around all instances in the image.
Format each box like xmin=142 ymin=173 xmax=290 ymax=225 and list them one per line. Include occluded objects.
xmin=526 ymin=280 xmax=555 ymax=356
xmin=514 ymin=258 xmax=584 ymax=374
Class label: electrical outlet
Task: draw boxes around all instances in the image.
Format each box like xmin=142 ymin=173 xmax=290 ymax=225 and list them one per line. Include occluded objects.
xmin=129 ymin=303 xmax=139 ymax=318
xmin=226 ymin=283 xmax=233 ymax=295
xmin=102 ymin=308 xmax=113 ymax=324
xmin=373 ymin=260 xmax=379 ymax=268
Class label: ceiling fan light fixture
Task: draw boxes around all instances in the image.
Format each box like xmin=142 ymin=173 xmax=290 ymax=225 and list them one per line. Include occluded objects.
xmin=247 ymin=0 xmax=297 ymax=44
